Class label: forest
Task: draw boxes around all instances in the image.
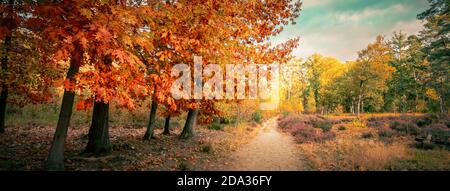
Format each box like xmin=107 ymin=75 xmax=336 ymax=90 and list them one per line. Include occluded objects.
xmin=0 ymin=0 xmax=449 ymax=171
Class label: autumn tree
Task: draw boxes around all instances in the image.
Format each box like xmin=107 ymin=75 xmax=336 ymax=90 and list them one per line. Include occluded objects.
xmin=418 ymin=0 xmax=449 ymax=113
xmin=333 ymin=61 xmax=359 ymax=113
xmin=137 ymin=0 xmax=301 ymax=140
xmin=1 ymin=0 xmax=58 ymax=134
xmin=351 ymin=36 xmax=394 ymax=116
xmin=34 ymin=0 xmax=152 ymax=170
xmin=0 ymin=0 xmax=18 ymax=134
xmin=280 ymin=58 xmax=306 ymax=113
xmin=302 ymin=54 xmax=346 ymax=114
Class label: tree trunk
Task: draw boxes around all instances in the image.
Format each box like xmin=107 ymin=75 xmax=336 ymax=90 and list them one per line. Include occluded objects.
xmin=302 ymin=92 xmax=308 ymax=113
xmin=143 ymin=100 xmax=158 ymax=140
xmin=0 ymin=36 xmax=11 ymax=134
xmin=414 ymin=70 xmax=419 ymax=112
xmin=287 ymin=88 xmax=291 ymax=100
xmin=361 ymin=99 xmax=364 ymax=113
xmin=350 ymin=96 xmax=355 ymax=114
xmin=0 ymin=81 xmax=7 ymax=134
xmin=45 ymin=46 xmax=81 ymax=170
xmin=84 ymin=101 xmax=111 ymax=156
xmin=314 ymin=89 xmax=319 ymax=114
xmin=357 ymin=81 xmax=364 ymax=117
xmin=163 ymin=115 xmax=171 ymax=135
xmin=179 ymin=109 xmax=198 ymax=139
xmin=357 ymin=93 xmax=362 ymax=117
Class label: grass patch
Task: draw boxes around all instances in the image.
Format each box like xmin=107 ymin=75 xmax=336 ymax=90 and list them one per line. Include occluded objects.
xmin=207 ymin=123 xmax=224 ymax=131
xmin=390 ymin=149 xmax=450 ymax=170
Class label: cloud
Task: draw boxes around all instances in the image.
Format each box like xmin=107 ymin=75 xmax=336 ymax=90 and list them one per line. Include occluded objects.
xmin=293 ymin=25 xmax=380 ymax=61
xmin=387 ymin=19 xmax=424 ymax=35
xmin=270 ymin=1 xmax=428 ymax=62
xmin=336 ymin=4 xmax=407 ymax=22
xmin=302 ymin=0 xmax=332 ymax=8
xmin=295 ymin=20 xmax=423 ymax=61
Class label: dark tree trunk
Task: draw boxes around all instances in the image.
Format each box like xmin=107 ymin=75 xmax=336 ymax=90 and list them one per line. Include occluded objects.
xmin=357 ymin=93 xmax=362 ymax=117
xmin=143 ymin=100 xmax=158 ymax=140
xmin=0 ymin=36 xmax=11 ymax=134
xmin=179 ymin=109 xmax=198 ymax=140
xmin=45 ymin=46 xmax=81 ymax=170
xmin=302 ymin=91 xmax=308 ymax=113
xmin=84 ymin=101 xmax=111 ymax=156
xmin=314 ymin=89 xmax=319 ymax=114
xmin=357 ymin=80 xmax=364 ymax=117
xmin=163 ymin=115 xmax=171 ymax=135
xmin=0 ymin=82 xmax=7 ymax=134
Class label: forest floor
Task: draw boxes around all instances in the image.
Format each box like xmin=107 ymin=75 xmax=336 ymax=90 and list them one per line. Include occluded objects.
xmin=1 ymin=113 xmax=449 ymax=171
xmin=0 ymin=121 xmax=261 ymax=171
xmin=220 ymin=117 xmax=305 ymax=170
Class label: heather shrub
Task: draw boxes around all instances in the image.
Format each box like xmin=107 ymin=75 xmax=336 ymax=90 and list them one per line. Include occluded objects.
xmin=278 ymin=115 xmax=335 ymax=143
xmin=378 ymin=128 xmax=395 ymax=138
xmin=416 ymin=113 xmax=443 ymax=127
xmin=367 ymin=117 xmax=377 ymax=122
xmin=311 ymin=120 xmax=332 ymax=132
xmin=366 ymin=118 xmax=387 ymax=128
xmin=278 ymin=115 xmax=302 ymax=129
xmin=416 ymin=117 xmax=433 ymax=127
xmin=422 ymin=126 xmax=450 ymax=144
xmin=389 ymin=121 xmax=420 ymax=136
xmin=287 ymin=122 xmax=309 ymax=135
xmin=292 ymin=127 xmax=335 ymax=143
xmin=338 ymin=125 xmax=347 ymax=131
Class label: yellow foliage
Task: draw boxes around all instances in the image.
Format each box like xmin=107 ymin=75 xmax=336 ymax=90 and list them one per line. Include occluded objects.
xmin=425 ymin=88 xmax=439 ymax=101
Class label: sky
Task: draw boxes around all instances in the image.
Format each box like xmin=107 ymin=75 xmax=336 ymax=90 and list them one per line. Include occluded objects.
xmin=270 ymin=0 xmax=430 ymax=62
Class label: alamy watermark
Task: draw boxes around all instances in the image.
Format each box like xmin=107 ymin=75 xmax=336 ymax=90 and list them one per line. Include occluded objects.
xmin=170 ymin=56 xmax=280 ymax=110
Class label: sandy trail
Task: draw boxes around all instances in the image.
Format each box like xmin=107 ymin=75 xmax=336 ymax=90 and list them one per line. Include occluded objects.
xmin=224 ymin=117 xmax=304 ymax=171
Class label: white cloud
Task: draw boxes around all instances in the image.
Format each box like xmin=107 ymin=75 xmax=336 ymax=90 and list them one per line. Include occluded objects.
xmin=293 ymin=25 xmax=379 ymax=61
xmin=284 ymin=19 xmax=423 ymax=62
xmin=270 ymin=2 xmax=425 ymax=62
xmin=387 ymin=19 xmax=424 ymax=35
xmin=337 ymin=8 xmax=385 ymax=22
xmin=336 ymin=4 xmax=407 ymax=22
xmin=302 ymin=0 xmax=331 ymax=8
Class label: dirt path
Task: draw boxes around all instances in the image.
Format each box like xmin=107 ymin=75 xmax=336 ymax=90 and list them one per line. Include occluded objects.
xmin=223 ymin=117 xmax=304 ymax=171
